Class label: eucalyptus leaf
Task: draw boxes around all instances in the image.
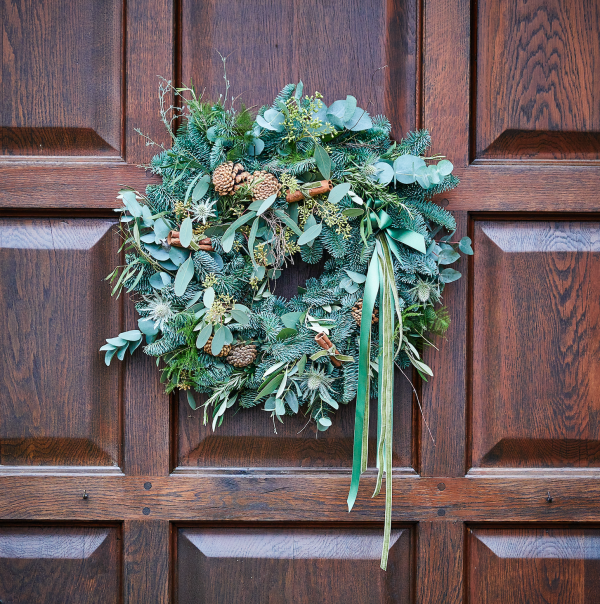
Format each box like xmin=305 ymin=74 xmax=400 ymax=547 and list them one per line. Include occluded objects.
xmin=169 ymin=246 xmax=189 ymax=267
xmin=179 ymin=217 xmax=193 ymax=248
xmin=196 ymin=323 xmax=213 ymax=349
xmin=187 ymin=391 xmax=197 ymax=410
xmin=221 ymin=211 xmax=257 ymax=253
xmin=297 ymin=223 xmax=322 ymax=246
xmin=436 ymin=159 xmax=454 ymax=176
xmin=328 ymin=183 xmax=351 ymax=204
xmin=318 ymin=417 xmax=332 ymax=427
xmin=174 ymin=256 xmax=194 ymax=296
xmin=459 ymin=236 xmax=474 ymax=255
xmin=192 ymin=175 xmax=211 ymax=202
xmin=344 ymin=269 xmax=367 ymax=284
xmin=248 ymin=138 xmax=265 ymax=156
xmin=203 ymin=287 xmax=215 ymax=308
xmin=276 ymin=328 xmax=297 ymax=341
xmin=438 ymin=248 xmax=460 ymax=265
xmin=256 ymin=193 xmax=277 ymax=216
xmin=314 ymin=144 xmax=331 ymax=179
xmin=231 ymin=309 xmax=250 ymax=325
xmin=281 ymin=312 xmax=303 ymax=329
xmin=439 ymin=268 xmax=462 ymax=283
xmin=211 ymin=326 xmax=226 ymax=356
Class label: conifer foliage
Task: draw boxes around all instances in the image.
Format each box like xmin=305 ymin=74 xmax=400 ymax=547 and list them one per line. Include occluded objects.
xmin=102 ymin=79 xmax=471 ymax=433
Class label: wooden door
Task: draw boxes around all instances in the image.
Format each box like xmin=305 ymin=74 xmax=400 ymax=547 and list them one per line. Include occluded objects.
xmin=1 ymin=0 xmax=599 ymax=602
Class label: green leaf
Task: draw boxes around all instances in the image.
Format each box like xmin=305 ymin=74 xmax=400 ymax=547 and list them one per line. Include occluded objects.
xmin=439 ymin=268 xmax=462 ymax=283
xmin=255 ymin=194 xmax=277 ymax=216
xmin=393 ymin=155 xmax=426 ymax=184
xmin=169 ymin=246 xmax=189 ymax=267
xmin=275 ymin=398 xmax=285 ymax=416
xmin=285 ymin=390 xmax=299 ymax=413
xmin=281 ymin=312 xmax=303 ymax=329
xmin=314 ymin=144 xmax=331 ymax=179
xmin=203 ymin=287 xmax=215 ymax=308
xmin=276 ymin=328 xmax=297 ymax=341
xmin=297 ymin=354 xmax=307 ymax=375
xmin=297 ymin=222 xmax=322 ymax=246
xmin=342 ymin=95 xmax=358 ymax=122
xmin=223 ymin=325 xmax=233 ymax=344
xmin=263 ymin=361 xmax=286 ymax=378
xmin=196 ymin=323 xmax=213 ymax=348
xmin=248 ymin=217 xmax=259 ymax=267
xmin=438 ymin=248 xmax=460 ymax=264
xmin=179 ymin=217 xmax=193 ymax=248
xmin=344 ymin=269 xmax=367 ymax=284
xmin=255 ymin=373 xmax=285 ymax=401
xmin=174 ymin=256 xmax=194 ymax=296
xmin=104 ymin=348 xmax=118 ymax=366
xmin=221 ymin=212 xmax=257 ymax=253
xmin=120 ymin=330 xmax=142 ymax=341
xmin=107 ymin=336 xmax=128 ymax=347
xmin=328 ymin=183 xmax=351 ymax=204
xmin=274 ymin=209 xmax=302 ymax=236
xmin=459 ymin=236 xmax=474 ymax=255
xmin=138 ymin=317 xmax=159 ymax=336
xmin=318 ymin=417 xmax=332 ymax=427
xmin=192 ymin=175 xmax=210 ymax=202
xmin=411 ymin=357 xmax=434 ymax=377
xmin=230 ymin=309 xmax=250 ymax=325
xmin=211 ymin=326 xmax=226 ymax=356
xmin=436 ymin=159 xmax=454 ymax=176
xmin=187 ymin=391 xmax=198 ymax=410
xmin=342 ymin=208 xmax=364 ymax=218
xmin=120 ymin=190 xmax=143 ymax=217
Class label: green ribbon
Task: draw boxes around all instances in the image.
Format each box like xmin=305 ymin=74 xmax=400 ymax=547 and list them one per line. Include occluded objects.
xmin=347 ymin=250 xmax=380 ymax=512
xmin=347 ymin=216 xmax=410 ymax=570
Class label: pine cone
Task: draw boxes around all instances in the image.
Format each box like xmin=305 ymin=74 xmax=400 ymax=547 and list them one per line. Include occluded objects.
xmin=203 ymin=335 xmax=232 ymax=357
xmin=248 ymin=171 xmax=281 ymax=201
xmin=351 ymin=300 xmax=379 ymax=327
xmin=212 ymin=162 xmax=249 ymax=196
xmin=225 ymin=344 xmax=258 ymax=368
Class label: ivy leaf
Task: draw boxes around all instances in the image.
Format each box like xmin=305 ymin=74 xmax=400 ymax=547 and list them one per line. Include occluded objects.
xmin=439 ymin=268 xmax=462 ymax=283
xmin=174 ymin=256 xmax=194 ymax=296
xmin=211 ymin=326 xmax=226 ymax=356
xmin=221 ymin=211 xmax=257 ymax=253
xmin=179 ymin=217 xmax=193 ymax=248
xmin=328 ymin=183 xmax=351 ymax=204
xmin=297 ymin=222 xmax=322 ymax=246
xmin=196 ymin=323 xmax=213 ymax=349
xmin=314 ymin=144 xmax=331 ymax=179
xmin=459 ymin=236 xmax=474 ymax=255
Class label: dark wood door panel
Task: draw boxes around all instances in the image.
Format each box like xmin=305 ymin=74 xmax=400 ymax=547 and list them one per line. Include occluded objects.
xmin=0 ymin=525 xmax=121 ymax=604
xmin=471 ymin=220 xmax=600 ymax=470
xmin=177 ymin=526 xmax=412 ymax=603
xmin=475 ymin=0 xmax=600 ymax=161
xmin=0 ymin=218 xmax=122 ymax=468
xmin=468 ymin=527 xmax=600 ymax=603
xmin=180 ymin=0 xmax=417 ymax=141
xmin=1 ymin=0 xmax=123 ymax=157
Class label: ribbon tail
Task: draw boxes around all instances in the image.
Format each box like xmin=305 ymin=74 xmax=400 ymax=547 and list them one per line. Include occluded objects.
xmin=347 ymin=251 xmax=380 ymax=512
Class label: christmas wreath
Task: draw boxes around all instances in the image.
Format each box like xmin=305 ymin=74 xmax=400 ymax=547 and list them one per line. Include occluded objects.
xmin=102 ymin=78 xmax=471 ymax=568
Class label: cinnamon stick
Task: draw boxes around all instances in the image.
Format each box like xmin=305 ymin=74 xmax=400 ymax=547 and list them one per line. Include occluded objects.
xmin=315 ymin=332 xmax=342 ymax=368
xmin=286 ymin=180 xmax=333 ymax=203
xmin=167 ymin=232 xmax=213 ymax=251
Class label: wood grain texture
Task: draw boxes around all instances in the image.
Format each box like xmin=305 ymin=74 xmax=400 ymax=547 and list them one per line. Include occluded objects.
xmin=476 ymin=0 xmax=600 ymax=160
xmin=417 ymin=522 xmax=463 ymax=604
xmin=2 ymin=475 xmax=600 ymax=522
xmin=180 ymin=0 xmax=417 ymax=141
xmin=471 ymin=221 xmax=600 ymax=469
xmin=123 ymin=520 xmax=169 ymax=604
xmin=0 ymin=165 xmax=159 ymax=209
xmin=468 ymin=527 xmax=600 ymax=603
xmin=1 ymin=0 xmax=122 ymax=156
xmin=444 ymin=166 xmax=600 ymax=211
xmin=423 ymin=0 xmax=470 ymax=166
xmin=420 ymin=212 xmax=467 ymax=476
xmin=0 ymin=219 xmax=122 ymax=467
xmin=125 ymin=0 xmax=174 ymax=164
xmin=177 ymin=526 xmax=412 ymax=603
xmin=0 ymin=525 xmax=120 ymax=603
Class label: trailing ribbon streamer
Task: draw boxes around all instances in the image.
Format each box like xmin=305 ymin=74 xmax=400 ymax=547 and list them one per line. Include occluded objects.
xmin=347 ymin=231 xmax=405 ymax=570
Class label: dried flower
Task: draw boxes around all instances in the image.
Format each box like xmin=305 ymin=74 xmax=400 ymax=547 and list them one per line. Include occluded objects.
xmin=139 ymin=295 xmax=174 ymax=331
xmin=190 ymin=199 xmax=217 ymax=224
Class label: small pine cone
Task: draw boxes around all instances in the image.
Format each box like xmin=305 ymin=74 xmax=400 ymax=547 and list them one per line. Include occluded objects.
xmin=225 ymin=344 xmax=258 ymax=368
xmin=351 ymin=300 xmax=379 ymax=327
xmin=212 ymin=162 xmax=248 ymax=196
xmin=203 ymin=335 xmax=232 ymax=357
xmin=248 ymin=170 xmax=281 ymax=201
